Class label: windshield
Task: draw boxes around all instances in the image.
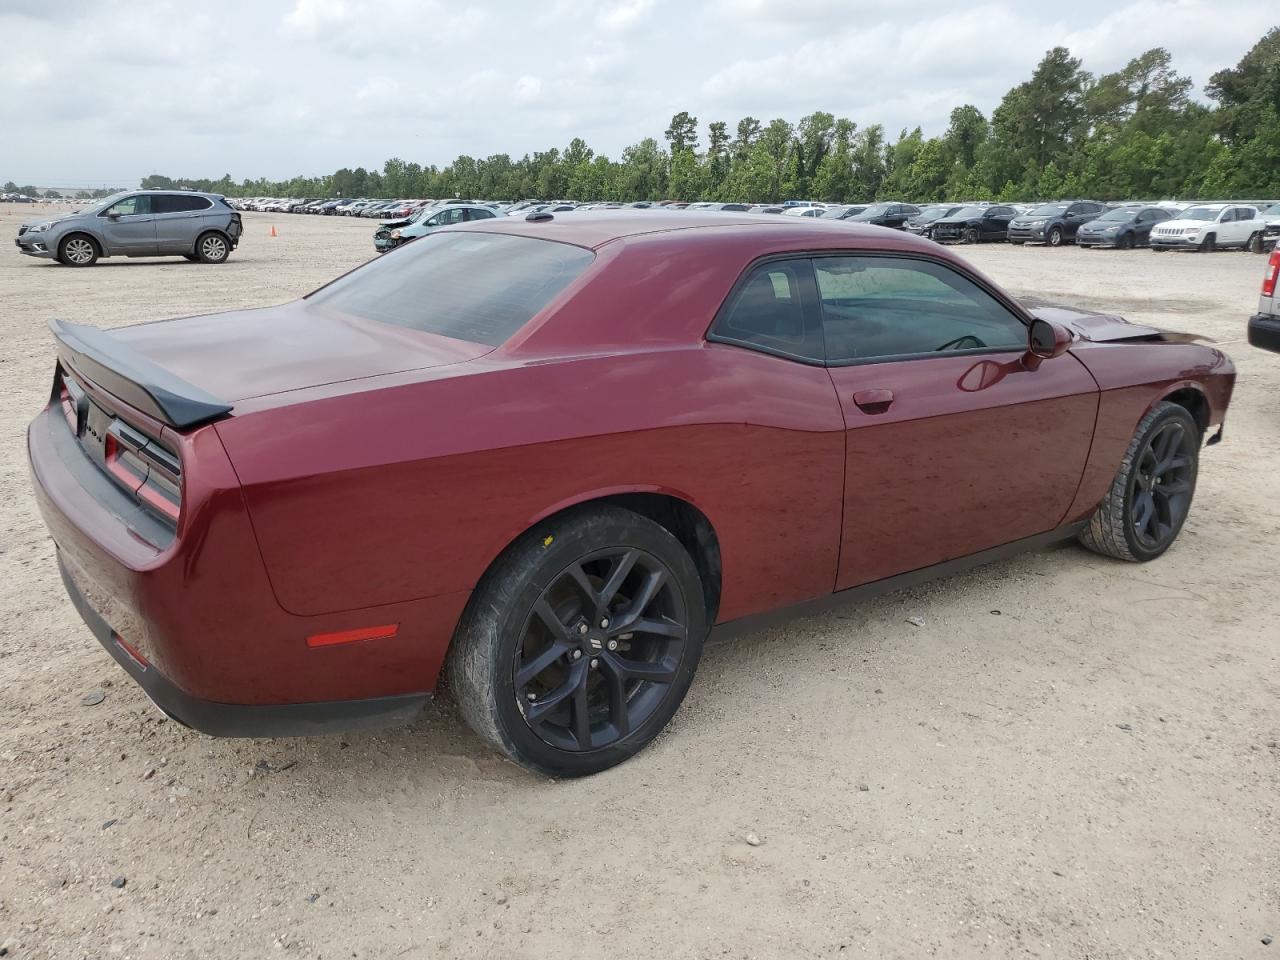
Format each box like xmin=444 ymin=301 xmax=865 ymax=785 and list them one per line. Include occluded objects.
xmin=307 ymin=232 xmax=594 ymax=347
xmin=74 ymin=191 xmax=131 ymax=214
xmin=949 ymin=206 xmax=985 ymax=219
xmin=1265 ymin=203 xmax=1280 ymax=216
xmin=917 ymin=205 xmax=956 ymax=222
xmin=853 ymin=203 xmax=893 ymax=218
xmin=1175 ymin=206 xmax=1222 ymax=220
xmin=1029 ymin=203 xmax=1069 ymax=217
xmin=821 ymin=205 xmax=866 ymax=219
xmin=1097 ymin=208 xmax=1136 ymax=222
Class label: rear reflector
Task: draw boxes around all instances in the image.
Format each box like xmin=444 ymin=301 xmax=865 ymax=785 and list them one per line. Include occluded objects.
xmin=306 ymin=624 xmax=399 ymax=648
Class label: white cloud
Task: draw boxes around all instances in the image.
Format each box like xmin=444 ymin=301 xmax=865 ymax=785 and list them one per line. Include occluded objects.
xmin=0 ymin=0 xmax=1267 ymax=187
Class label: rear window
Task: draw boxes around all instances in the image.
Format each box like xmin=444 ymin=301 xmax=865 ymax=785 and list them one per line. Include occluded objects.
xmin=307 ymin=231 xmax=595 ymax=346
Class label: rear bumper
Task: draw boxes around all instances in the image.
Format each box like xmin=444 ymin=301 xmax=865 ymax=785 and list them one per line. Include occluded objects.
xmin=1249 ymin=312 xmax=1280 ymax=353
xmin=58 ymin=554 xmax=429 ymax=736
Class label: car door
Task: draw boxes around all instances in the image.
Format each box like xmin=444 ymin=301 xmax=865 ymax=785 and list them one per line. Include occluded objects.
xmin=1136 ymin=208 xmax=1165 ymax=242
xmin=1228 ymin=207 xmax=1257 ymax=244
xmin=96 ymin=194 xmax=157 ymax=255
xmin=982 ymin=206 xmax=1013 ymax=239
xmin=813 ymin=254 xmax=1099 ymax=590
xmin=152 ymin=194 xmax=209 ymax=253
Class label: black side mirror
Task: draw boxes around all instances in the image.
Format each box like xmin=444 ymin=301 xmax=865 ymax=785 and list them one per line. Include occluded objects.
xmin=107 ymin=212 xmax=121 ymax=220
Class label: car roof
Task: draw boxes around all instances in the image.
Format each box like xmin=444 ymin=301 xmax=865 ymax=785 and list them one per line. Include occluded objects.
xmin=447 ymin=210 xmax=946 ymax=253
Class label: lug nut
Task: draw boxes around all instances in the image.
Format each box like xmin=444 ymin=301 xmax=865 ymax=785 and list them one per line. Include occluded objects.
xmin=590 ymin=658 xmax=599 ymax=669
xmin=607 ymin=639 xmax=619 ymax=651
xmin=527 ymin=692 xmax=537 ymax=701
xmin=600 ymin=618 xmax=610 ymax=629
xmin=578 ymin=623 xmax=589 ymax=635
xmin=572 ymin=649 xmax=583 ymax=660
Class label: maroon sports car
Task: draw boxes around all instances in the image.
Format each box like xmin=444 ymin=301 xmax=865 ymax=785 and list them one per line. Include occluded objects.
xmin=30 ymin=212 xmax=1235 ymax=776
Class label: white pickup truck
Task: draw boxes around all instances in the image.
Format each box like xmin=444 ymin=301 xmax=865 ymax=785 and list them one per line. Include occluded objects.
xmin=1150 ymin=202 xmax=1267 ymax=252
xmin=1249 ymin=246 xmax=1280 ymax=353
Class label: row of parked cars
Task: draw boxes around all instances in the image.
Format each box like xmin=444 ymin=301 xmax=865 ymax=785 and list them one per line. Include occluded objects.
xmin=233 ymin=194 xmax=1280 ymax=254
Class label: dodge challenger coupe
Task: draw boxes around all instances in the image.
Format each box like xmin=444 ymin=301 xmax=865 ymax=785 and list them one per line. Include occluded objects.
xmin=29 ymin=212 xmax=1235 ymax=777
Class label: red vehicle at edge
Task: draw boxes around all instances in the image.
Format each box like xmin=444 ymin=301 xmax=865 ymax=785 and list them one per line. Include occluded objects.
xmin=29 ymin=212 xmax=1235 ymax=776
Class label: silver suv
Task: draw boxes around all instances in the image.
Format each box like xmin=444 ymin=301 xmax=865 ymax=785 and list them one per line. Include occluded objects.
xmin=14 ymin=190 xmax=243 ymax=267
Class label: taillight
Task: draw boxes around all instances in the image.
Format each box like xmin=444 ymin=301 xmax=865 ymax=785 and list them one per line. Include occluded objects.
xmin=102 ymin=420 xmax=182 ymax=524
xmin=1262 ymin=250 xmax=1280 ymax=298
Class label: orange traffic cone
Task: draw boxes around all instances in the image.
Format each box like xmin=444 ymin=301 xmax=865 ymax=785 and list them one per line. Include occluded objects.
xmin=269 ymin=224 xmax=278 ymax=237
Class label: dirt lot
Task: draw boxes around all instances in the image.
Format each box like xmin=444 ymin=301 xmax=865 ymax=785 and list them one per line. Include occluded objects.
xmin=0 ymin=207 xmax=1276 ymax=960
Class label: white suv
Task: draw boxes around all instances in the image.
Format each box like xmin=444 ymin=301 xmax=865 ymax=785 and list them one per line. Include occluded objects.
xmin=1151 ymin=202 xmax=1266 ymax=252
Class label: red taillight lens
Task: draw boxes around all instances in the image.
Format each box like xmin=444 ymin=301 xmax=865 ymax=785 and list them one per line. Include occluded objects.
xmin=306 ymin=624 xmax=400 ymax=648
xmin=1262 ymin=250 xmax=1280 ymax=298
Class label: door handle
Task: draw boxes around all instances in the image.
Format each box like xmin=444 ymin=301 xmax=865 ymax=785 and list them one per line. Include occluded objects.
xmin=853 ymin=388 xmax=894 ymax=414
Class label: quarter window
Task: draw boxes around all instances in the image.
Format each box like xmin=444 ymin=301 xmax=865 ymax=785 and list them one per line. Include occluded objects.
xmin=710 ymin=260 xmax=823 ymax=362
xmin=814 ymin=256 xmax=1027 ymax=363
xmin=153 ymin=194 xmax=213 ymax=214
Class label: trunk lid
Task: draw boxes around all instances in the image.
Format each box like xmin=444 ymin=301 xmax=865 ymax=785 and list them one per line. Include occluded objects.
xmin=108 ymin=301 xmax=491 ymax=403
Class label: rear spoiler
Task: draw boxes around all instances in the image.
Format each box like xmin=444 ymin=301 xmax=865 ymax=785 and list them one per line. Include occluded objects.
xmin=49 ymin=319 xmax=233 ymax=429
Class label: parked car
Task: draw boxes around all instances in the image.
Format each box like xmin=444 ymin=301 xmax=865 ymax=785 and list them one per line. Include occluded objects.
xmin=842 ymin=202 xmax=921 ymax=230
xmin=30 ymin=212 xmax=1235 ymax=777
xmin=1076 ymin=205 xmax=1173 ymax=249
xmin=372 ymin=203 xmax=498 ymax=252
xmin=905 ymin=204 xmax=965 ymax=239
xmin=1260 ymin=202 xmax=1280 ymax=250
xmin=14 ymin=190 xmax=242 ymax=267
xmin=1008 ymin=201 xmax=1109 ymax=246
xmin=1249 ymin=246 xmax=1280 ymax=352
xmin=782 ymin=206 xmax=826 ymax=217
xmin=931 ymin=205 xmax=1018 ymax=244
xmin=819 ymin=204 xmax=870 ymax=220
xmin=1150 ymin=203 xmax=1266 ymax=252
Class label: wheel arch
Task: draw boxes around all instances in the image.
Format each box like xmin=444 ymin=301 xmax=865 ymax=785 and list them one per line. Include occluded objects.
xmin=481 ymin=487 xmax=723 ymax=626
xmin=59 ymin=230 xmax=103 ymax=256
xmin=1159 ymin=384 xmax=1211 ymax=436
xmin=195 ymin=227 xmax=232 ymax=250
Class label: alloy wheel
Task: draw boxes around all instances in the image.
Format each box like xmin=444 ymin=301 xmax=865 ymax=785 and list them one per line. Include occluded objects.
xmin=201 ymin=235 xmax=228 ymax=261
xmin=64 ymin=238 xmax=94 ymax=264
xmin=514 ymin=547 xmax=688 ymax=752
xmin=1129 ymin=420 xmax=1195 ymax=551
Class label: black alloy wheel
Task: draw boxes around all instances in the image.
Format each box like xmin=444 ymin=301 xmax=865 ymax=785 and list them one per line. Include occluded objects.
xmin=448 ymin=504 xmax=707 ymax=777
xmin=963 ymin=227 xmax=980 ymax=244
xmin=1127 ymin=419 xmax=1196 ymax=553
xmin=514 ymin=548 xmax=688 ymax=753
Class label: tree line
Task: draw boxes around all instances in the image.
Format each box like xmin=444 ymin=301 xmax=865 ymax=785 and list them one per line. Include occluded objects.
xmin=133 ymin=29 xmax=1279 ymax=204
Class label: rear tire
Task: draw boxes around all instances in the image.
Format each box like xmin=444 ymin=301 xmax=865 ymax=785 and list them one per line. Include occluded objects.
xmin=447 ymin=504 xmax=707 ymax=777
xmin=58 ymin=234 xmax=98 ymax=267
xmin=194 ymin=231 xmax=231 ymax=264
xmin=1079 ymin=401 xmax=1200 ymax=562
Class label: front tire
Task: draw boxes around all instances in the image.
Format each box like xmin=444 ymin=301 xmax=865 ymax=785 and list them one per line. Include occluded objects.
xmin=1048 ymin=226 xmax=1064 ymax=247
xmin=1118 ymin=232 xmax=1135 ymax=250
xmin=1079 ymin=401 xmax=1200 ymax=562
xmin=58 ymin=234 xmax=98 ymax=267
xmin=448 ymin=505 xmax=707 ymax=777
xmin=1199 ymin=233 xmax=1216 ymax=253
xmin=963 ymin=227 xmax=979 ymax=244
xmin=195 ymin=231 xmax=231 ymax=264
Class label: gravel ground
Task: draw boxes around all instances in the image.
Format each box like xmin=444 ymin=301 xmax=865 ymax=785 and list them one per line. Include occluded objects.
xmin=0 ymin=208 xmax=1276 ymax=960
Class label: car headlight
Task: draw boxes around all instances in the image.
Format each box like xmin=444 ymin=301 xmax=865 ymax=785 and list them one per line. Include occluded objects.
xmin=28 ymin=222 xmax=51 ymax=233
xmin=390 ymin=230 xmax=401 ymax=239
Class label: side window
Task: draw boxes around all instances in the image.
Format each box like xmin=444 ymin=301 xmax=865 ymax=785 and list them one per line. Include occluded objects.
xmin=153 ymin=194 xmax=210 ymax=213
xmin=104 ymin=195 xmax=151 ymax=216
xmin=710 ymin=260 xmax=823 ymax=362
xmin=814 ymin=256 xmax=1027 ymax=364
xmin=467 ymin=208 xmax=495 ymax=220
xmin=439 ymin=208 xmax=466 ymax=225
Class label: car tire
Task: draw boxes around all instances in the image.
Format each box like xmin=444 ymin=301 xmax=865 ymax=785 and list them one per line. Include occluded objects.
xmin=1118 ymin=232 xmax=1135 ymax=250
xmin=1047 ymin=226 xmax=1064 ymax=247
xmin=57 ymin=234 xmax=99 ymax=267
xmin=447 ymin=504 xmax=707 ymax=777
xmin=1248 ymin=231 xmax=1265 ymax=254
xmin=963 ymin=227 xmax=980 ymax=244
xmin=1079 ymin=401 xmax=1200 ymax=563
xmin=194 ymin=231 xmax=231 ymax=264
xmin=1199 ymin=233 xmax=1216 ymax=253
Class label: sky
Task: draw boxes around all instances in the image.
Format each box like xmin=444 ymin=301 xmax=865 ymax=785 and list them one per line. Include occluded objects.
xmin=0 ymin=0 xmax=1270 ymax=188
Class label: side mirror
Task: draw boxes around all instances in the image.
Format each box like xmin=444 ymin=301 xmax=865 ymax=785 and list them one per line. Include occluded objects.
xmin=107 ymin=212 xmax=121 ymax=220
xmin=1025 ymin=318 xmax=1072 ymax=369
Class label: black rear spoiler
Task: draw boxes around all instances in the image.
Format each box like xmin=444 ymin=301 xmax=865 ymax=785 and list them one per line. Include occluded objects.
xmin=49 ymin=319 xmax=233 ymax=429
